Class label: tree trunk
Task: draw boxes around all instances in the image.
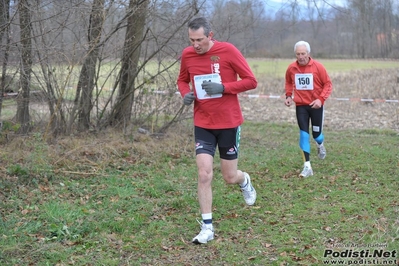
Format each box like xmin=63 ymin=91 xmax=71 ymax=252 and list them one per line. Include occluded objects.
xmin=16 ymin=0 xmax=32 ymax=134
xmin=109 ymin=0 xmax=149 ymax=127
xmin=72 ymin=0 xmax=105 ymax=132
xmin=0 ymin=0 xmax=11 ymax=117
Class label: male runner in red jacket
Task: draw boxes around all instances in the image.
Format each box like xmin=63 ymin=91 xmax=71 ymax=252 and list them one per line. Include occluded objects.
xmin=177 ymin=17 xmax=257 ymax=244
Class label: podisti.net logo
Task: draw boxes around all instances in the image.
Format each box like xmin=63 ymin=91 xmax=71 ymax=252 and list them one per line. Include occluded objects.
xmin=323 ymin=249 xmax=397 ymax=265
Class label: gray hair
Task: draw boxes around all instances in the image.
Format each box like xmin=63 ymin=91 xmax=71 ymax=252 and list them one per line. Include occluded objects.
xmin=294 ymin=41 xmax=311 ymax=53
xmin=188 ymin=17 xmax=212 ymax=37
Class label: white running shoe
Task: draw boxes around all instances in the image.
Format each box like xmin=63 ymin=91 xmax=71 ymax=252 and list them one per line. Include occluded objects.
xmin=192 ymin=221 xmax=214 ymax=244
xmin=299 ymin=165 xmax=313 ymax=178
xmin=317 ymin=143 xmax=326 ymax=159
xmin=241 ymin=172 xmax=256 ymax=206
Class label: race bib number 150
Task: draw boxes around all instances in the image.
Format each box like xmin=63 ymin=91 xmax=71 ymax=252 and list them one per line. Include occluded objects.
xmin=295 ymin=73 xmax=314 ymax=90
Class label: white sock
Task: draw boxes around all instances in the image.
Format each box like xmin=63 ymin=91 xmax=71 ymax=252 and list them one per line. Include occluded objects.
xmin=201 ymin=213 xmax=213 ymax=228
xmin=240 ymin=173 xmax=248 ymax=188
xmin=304 ymin=161 xmax=311 ymax=168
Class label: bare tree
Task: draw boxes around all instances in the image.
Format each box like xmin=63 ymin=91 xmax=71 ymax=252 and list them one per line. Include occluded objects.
xmin=108 ymin=0 xmax=149 ymax=127
xmin=0 ymin=0 xmax=11 ymax=117
xmin=105 ymin=0 xmax=202 ymax=130
xmin=306 ymin=0 xmax=328 ymax=42
xmin=374 ymin=0 xmax=395 ymax=57
xmin=72 ymin=0 xmax=106 ymax=132
xmin=16 ymin=0 xmax=32 ymax=133
xmin=348 ymin=0 xmax=376 ymax=58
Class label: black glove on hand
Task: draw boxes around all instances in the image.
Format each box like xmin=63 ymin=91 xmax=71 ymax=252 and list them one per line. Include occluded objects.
xmin=202 ymin=82 xmax=224 ymax=95
xmin=183 ymin=92 xmax=195 ymax=106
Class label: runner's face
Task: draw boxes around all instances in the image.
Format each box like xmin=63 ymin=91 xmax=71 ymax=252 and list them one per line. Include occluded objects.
xmin=295 ymin=45 xmax=310 ymax=66
xmin=189 ymin=27 xmax=213 ymax=55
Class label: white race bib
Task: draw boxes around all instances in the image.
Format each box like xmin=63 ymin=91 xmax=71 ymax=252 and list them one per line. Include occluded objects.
xmin=295 ymin=73 xmax=314 ymax=90
xmin=193 ymin=74 xmax=223 ymax=100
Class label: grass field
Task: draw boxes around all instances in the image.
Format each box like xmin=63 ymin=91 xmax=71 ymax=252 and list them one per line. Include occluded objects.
xmin=0 ymin=59 xmax=398 ymax=265
xmin=247 ymin=58 xmax=399 ymax=78
xmin=0 ymin=121 xmax=398 ymax=265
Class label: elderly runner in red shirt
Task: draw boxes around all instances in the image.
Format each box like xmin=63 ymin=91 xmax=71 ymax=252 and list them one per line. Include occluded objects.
xmin=285 ymin=40 xmax=333 ymax=178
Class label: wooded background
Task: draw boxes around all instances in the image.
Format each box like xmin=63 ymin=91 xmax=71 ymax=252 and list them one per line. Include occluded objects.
xmin=0 ymin=0 xmax=398 ymax=138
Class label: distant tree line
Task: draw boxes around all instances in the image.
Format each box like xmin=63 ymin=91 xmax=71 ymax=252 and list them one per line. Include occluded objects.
xmin=0 ymin=0 xmax=398 ymax=138
xmin=203 ymin=0 xmax=399 ymax=59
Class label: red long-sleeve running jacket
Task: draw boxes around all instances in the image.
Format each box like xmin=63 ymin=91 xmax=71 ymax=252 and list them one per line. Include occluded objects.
xmin=285 ymin=57 xmax=332 ymax=106
xmin=177 ymin=41 xmax=257 ymax=129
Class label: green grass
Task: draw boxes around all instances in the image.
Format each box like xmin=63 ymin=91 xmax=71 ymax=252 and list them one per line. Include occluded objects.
xmin=1 ymin=121 xmax=398 ymax=265
xmin=247 ymin=58 xmax=399 ymax=78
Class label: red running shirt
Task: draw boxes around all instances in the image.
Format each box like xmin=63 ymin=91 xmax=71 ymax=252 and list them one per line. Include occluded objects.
xmin=285 ymin=57 xmax=333 ymax=106
xmin=177 ymin=41 xmax=257 ymax=129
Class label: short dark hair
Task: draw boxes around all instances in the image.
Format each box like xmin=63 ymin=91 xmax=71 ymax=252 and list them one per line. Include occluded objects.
xmin=188 ymin=17 xmax=211 ymax=37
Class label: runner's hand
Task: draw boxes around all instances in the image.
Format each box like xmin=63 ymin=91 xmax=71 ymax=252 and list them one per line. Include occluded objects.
xmin=310 ymin=99 xmax=322 ymax=109
xmin=202 ymin=82 xmax=224 ymax=95
xmin=183 ymin=92 xmax=195 ymax=105
xmin=285 ymin=96 xmax=293 ymax=107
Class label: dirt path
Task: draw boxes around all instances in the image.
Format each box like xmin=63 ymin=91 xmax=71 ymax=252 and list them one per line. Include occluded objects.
xmin=240 ymin=68 xmax=399 ymax=132
xmin=240 ymin=97 xmax=399 ymax=131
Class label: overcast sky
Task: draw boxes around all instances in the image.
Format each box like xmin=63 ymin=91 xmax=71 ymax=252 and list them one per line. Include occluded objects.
xmin=267 ymin=0 xmax=347 ymax=7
